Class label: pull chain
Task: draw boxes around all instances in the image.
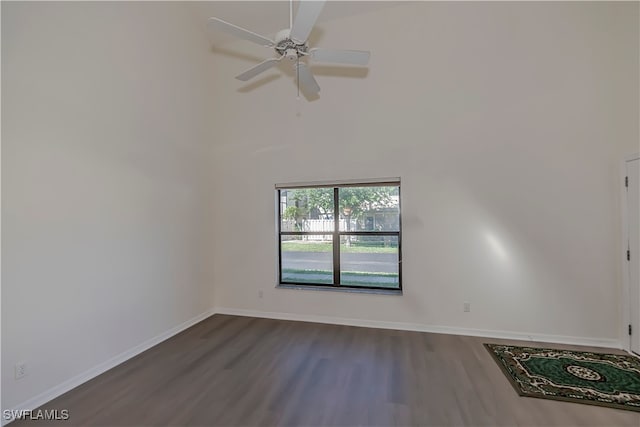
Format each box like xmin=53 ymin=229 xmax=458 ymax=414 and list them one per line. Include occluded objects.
xmin=296 ymin=56 xmax=300 ymax=100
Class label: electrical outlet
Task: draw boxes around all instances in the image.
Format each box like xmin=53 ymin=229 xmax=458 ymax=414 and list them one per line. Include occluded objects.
xmin=258 ymin=290 xmax=263 ymax=299
xmin=15 ymin=362 xmax=27 ymax=380
xmin=463 ymin=302 xmax=471 ymax=313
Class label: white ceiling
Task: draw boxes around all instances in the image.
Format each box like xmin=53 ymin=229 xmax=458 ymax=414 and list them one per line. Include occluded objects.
xmin=192 ymin=1 xmax=402 ymax=46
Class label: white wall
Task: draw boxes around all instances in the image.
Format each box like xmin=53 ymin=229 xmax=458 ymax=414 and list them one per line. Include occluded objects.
xmin=209 ymin=2 xmax=639 ymax=344
xmin=2 ymin=2 xmax=216 ymax=410
xmin=1 ymin=0 xmax=638 ymax=415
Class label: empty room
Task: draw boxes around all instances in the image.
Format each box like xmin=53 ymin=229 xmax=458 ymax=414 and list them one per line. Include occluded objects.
xmin=2 ymin=0 xmax=640 ymax=425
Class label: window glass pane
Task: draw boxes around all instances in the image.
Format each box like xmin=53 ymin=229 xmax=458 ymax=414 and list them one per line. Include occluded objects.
xmin=280 ymin=188 xmax=334 ymax=232
xmin=339 ymin=186 xmax=399 ymax=232
xmin=281 ymin=235 xmax=333 ymax=284
xmin=340 ymin=236 xmax=399 ymax=288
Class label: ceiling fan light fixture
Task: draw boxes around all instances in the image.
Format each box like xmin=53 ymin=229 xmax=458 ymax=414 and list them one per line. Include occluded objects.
xmin=208 ymin=0 xmax=371 ymax=99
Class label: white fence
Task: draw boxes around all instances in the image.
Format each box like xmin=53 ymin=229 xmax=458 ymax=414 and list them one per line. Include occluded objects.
xmin=282 ymin=219 xmax=357 ymax=240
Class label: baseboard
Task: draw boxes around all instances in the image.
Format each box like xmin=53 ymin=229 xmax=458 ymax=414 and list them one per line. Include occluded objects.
xmin=213 ymin=306 xmax=621 ymax=350
xmin=2 ymin=308 xmax=216 ymax=426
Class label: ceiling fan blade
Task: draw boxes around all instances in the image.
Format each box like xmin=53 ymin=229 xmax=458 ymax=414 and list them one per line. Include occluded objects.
xmin=310 ymin=48 xmax=370 ymax=66
xmin=290 ymin=0 xmax=326 ymax=44
xmin=236 ymin=57 xmax=283 ymax=81
xmin=208 ymin=17 xmax=275 ymax=47
xmin=296 ymin=62 xmax=320 ymax=95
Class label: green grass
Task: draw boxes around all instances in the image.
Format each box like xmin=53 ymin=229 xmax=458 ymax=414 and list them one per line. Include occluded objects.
xmin=280 ymin=277 xmax=333 ymax=285
xmin=282 ymin=268 xmax=398 ymax=277
xmin=281 ymin=269 xmax=399 ymax=289
xmin=340 ymin=281 xmax=399 ymax=288
xmin=281 ymin=241 xmax=397 ymax=254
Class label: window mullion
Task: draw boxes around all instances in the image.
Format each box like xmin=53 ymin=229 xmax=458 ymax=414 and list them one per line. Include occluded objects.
xmin=333 ymin=187 xmax=340 ymax=286
xmin=278 ymin=189 xmax=282 ymax=285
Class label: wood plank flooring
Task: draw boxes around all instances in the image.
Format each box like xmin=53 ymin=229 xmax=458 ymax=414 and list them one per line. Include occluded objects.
xmin=14 ymin=314 xmax=640 ymax=426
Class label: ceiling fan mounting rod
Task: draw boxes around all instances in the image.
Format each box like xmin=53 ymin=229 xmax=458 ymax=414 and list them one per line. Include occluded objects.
xmin=289 ymin=0 xmax=293 ymax=30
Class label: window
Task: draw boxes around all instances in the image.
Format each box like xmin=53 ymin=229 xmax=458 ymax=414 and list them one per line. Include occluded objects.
xmin=277 ymin=180 xmax=401 ymax=291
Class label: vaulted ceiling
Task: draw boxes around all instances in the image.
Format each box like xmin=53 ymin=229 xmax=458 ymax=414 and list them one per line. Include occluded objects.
xmin=191 ymin=1 xmax=402 ymax=46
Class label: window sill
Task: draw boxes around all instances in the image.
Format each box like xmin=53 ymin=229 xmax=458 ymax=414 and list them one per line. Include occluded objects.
xmin=276 ymin=284 xmax=402 ymax=296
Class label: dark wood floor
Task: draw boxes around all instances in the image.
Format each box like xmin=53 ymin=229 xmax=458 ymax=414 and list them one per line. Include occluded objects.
xmin=16 ymin=314 xmax=640 ymax=426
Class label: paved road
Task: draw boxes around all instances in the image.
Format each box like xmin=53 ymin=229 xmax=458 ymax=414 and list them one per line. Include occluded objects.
xmin=281 ymin=251 xmax=398 ymax=273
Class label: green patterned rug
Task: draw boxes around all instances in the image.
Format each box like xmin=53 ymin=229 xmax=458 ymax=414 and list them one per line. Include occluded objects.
xmin=485 ymin=344 xmax=640 ymax=412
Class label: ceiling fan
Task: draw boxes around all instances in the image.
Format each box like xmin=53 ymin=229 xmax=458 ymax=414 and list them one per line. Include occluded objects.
xmin=208 ymin=0 xmax=370 ymax=98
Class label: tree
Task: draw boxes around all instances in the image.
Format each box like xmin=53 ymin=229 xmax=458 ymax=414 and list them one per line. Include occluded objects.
xmin=287 ymin=188 xmax=333 ymax=219
xmin=338 ymin=186 xmax=395 ymax=224
xmin=282 ymin=205 xmax=304 ymax=230
xmin=284 ymin=186 xmax=397 ymax=228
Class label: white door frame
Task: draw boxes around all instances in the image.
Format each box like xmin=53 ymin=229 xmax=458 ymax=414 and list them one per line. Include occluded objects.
xmin=621 ymin=153 xmax=639 ymax=353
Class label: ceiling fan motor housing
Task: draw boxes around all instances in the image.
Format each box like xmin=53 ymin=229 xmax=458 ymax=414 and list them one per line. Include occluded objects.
xmin=274 ymin=29 xmax=308 ymax=61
